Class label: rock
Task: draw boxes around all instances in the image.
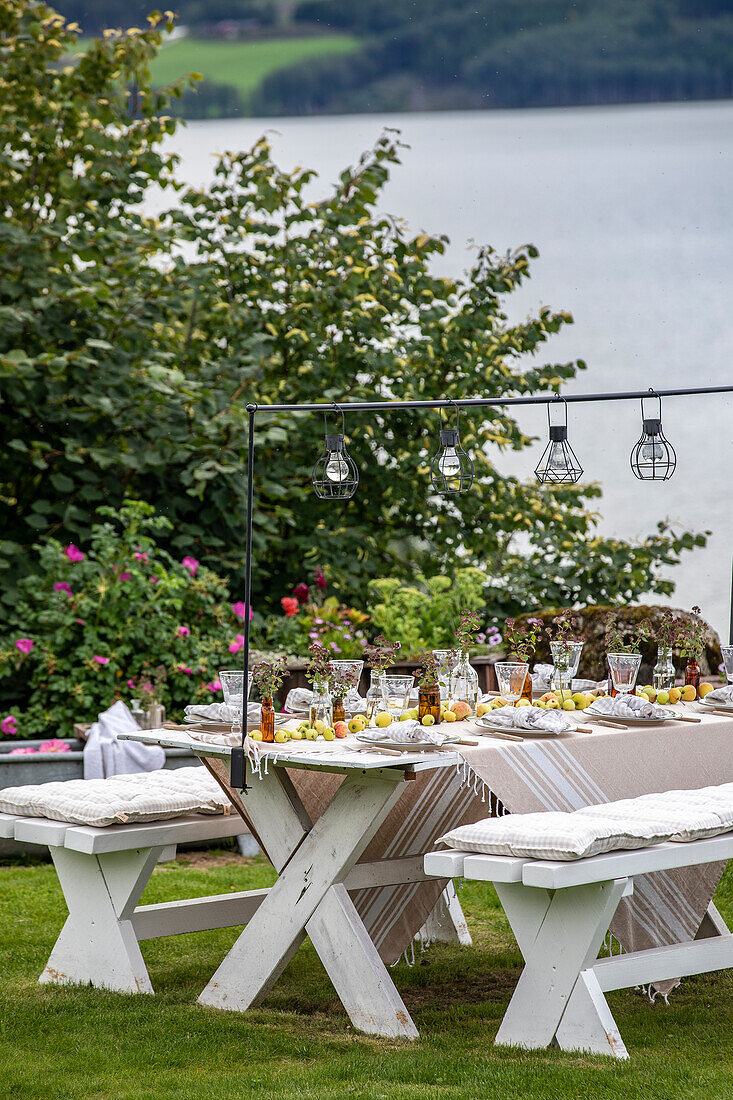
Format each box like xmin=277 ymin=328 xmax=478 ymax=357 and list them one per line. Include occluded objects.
xmin=511 ymin=605 xmax=722 ymax=684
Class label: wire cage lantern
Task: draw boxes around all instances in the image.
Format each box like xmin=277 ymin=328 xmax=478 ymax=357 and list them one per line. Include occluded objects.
xmin=430 ymin=402 xmax=474 ymax=494
xmin=312 ymin=404 xmax=359 ymax=500
xmin=535 ymin=396 xmax=583 ymax=484
xmin=630 ymin=390 xmax=676 ymax=481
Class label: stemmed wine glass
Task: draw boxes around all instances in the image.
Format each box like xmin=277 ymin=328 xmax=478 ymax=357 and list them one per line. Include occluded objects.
xmin=494 ymin=662 xmax=530 ymax=707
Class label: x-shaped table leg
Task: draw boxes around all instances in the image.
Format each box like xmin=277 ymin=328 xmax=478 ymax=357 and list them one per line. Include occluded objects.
xmin=198 ymin=760 xmax=418 ymax=1038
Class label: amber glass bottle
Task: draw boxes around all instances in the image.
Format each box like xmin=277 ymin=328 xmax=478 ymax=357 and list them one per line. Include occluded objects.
xmin=261 ymin=697 xmax=275 ymax=742
xmin=418 ymin=685 xmax=441 ymax=724
xmin=684 ymin=660 xmax=700 ymax=691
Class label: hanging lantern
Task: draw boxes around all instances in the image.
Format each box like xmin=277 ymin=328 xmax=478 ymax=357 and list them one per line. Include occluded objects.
xmin=535 ymin=396 xmax=583 ymax=484
xmin=630 ymin=390 xmax=676 ymax=481
xmin=312 ymin=404 xmax=359 ymax=500
xmin=430 ymin=402 xmax=474 ymax=494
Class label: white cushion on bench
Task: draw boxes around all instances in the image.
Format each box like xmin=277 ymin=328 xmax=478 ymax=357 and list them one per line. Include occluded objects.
xmin=438 ymin=783 xmax=733 ymax=861
xmin=0 ymin=767 xmax=232 ymax=828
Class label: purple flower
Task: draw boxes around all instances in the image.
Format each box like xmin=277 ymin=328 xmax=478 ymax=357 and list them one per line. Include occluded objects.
xmin=182 ymin=556 xmax=199 ymax=577
xmin=1 ymin=716 xmax=18 ymax=736
xmin=308 ymin=631 xmax=319 ymax=640
xmin=232 ymin=601 xmax=253 ymax=621
xmin=476 ymin=632 xmax=486 ymax=643
xmin=330 ymin=642 xmax=342 ymax=653
xmin=119 ymin=571 xmax=131 ymax=582
xmin=176 ymin=626 xmax=191 ymax=637
xmin=64 ymin=544 xmax=85 ymax=563
xmin=93 ymin=655 xmax=109 ymax=665
xmin=527 ymin=618 xmax=542 ymax=626
xmin=343 ymin=633 xmax=352 ymax=640
xmin=134 ymin=551 xmax=148 ymax=562
xmin=75 ymin=618 xmax=86 ymax=626
xmin=15 ymin=639 xmax=34 ymax=655
xmin=53 ymin=582 xmax=73 ymax=596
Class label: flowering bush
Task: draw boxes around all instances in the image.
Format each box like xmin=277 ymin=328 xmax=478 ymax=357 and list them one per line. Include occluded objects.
xmin=0 ymin=501 xmax=254 ymax=739
xmin=368 ymin=569 xmax=492 ymax=656
xmin=255 ymin=570 xmax=369 ymax=659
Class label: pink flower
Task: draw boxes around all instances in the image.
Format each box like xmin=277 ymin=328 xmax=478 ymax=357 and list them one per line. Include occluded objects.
xmin=53 ymin=582 xmax=73 ymax=596
xmin=127 ymin=679 xmax=135 ymax=689
xmin=9 ymin=747 xmax=36 ymax=755
xmin=206 ymin=679 xmax=222 ymax=693
xmin=281 ymin=596 xmax=299 ymax=618
xmin=182 ymin=556 xmax=199 ymax=576
xmin=150 ymin=576 xmax=158 ymax=585
xmin=134 ymin=551 xmax=148 ymax=562
xmin=231 ymin=601 xmax=253 ymax=621
xmin=330 ymin=642 xmax=342 ymax=653
xmin=64 ymin=544 xmax=85 ymax=563
xmin=93 ymin=655 xmax=110 ymax=665
xmin=176 ymin=626 xmax=191 ymax=637
xmin=228 ymin=633 xmax=244 ymax=654
xmin=119 ymin=571 xmax=131 ymax=582
xmin=15 ymin=639 xmax=34 ymax=654
xmin=176 ymin=665 xmax=193 ymax=675
xmin=293 ymin=583 xmax=310 ymax=604
xmin=39 ymin=739 xmax=71 ymax=754
xmin=1 ymin=716 xmax=18 ymax=736
xmin=75 ymin=618 xmax=86 ymax=626
xmin=314 ymin=567 xmax=326 ymax=590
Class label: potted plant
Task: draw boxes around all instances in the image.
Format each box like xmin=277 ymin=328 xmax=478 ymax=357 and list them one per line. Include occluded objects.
xmin=504 ymin=617 xmax=544 ymax=702
xmin=363 ymin=635 xmax=401 ymax=723
xmin=413 ymin=650 xmax=443 ymax=724
xmin=306 ymin=643 xmax=334 ymax=730
xmin=677 ymin=606 xmax=706 ymax=691
xmin=251 ymin=656 xmax=288 ymax=742
xmin=449 ymin=609 xmax=481 ymax=717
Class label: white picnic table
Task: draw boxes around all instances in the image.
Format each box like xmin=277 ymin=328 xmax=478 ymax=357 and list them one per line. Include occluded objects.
xmin=121 ymin=727 xmax=466 ymax=1039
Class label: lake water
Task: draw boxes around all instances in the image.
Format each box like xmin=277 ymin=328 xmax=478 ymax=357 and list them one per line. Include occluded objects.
xmin=163 ymin=101 xmax=733 ymax=641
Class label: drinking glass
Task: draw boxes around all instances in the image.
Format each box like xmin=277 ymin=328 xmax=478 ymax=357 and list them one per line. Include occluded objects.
xmin=218 ymin=670 xmax=252 ymax=735
xmin=384 ymin=675 xmax=414 ymax=715
xmin=606 ymin=653 xmax=642 ymax=695
xmin=432 ymin=649 xmax=455 ymax=700
xmin=721 ymin=646 xmax=733 ymax=684
xmin=494 ymin=662 xmax=530 ymax=706
xmin=329 ymin=659 xmax=364 ymax=714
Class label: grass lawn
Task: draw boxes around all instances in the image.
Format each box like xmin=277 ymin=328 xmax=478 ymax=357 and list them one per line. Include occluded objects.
xmin=148 ymin=35 xmax=358 ymax=102
xmin=2 ymin=850 xmax=733 ymax=1099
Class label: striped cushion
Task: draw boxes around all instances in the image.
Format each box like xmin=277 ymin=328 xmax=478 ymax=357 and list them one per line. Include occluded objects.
xmin=438 ymin=783 xmax=733 ymax=861
xmin=0 ymin=768 xmax=232 ymax=828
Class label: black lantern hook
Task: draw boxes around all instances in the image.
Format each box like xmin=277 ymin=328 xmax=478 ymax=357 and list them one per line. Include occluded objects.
xmin=312 ymin=401 xmax=359 ymax=500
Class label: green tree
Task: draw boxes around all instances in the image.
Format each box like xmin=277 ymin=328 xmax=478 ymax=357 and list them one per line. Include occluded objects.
xmin=1 ymin=1 xmax=706 ymax=629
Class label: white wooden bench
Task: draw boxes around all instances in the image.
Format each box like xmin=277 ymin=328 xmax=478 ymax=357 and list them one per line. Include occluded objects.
xmin=425 ymin=834 xmax=733 ymax=1059
xmin=0 ymin=810 xmax=257 ymax=994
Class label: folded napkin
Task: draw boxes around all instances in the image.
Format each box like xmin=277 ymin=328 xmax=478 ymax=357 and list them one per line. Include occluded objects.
xmin=590 ymin=694 xmax=671 ymax=720
xmin=702 ymin=685 xmax=733 ymax=706
xmin=481 ymin=705 xmax=574 ymax=734
xmin=184 ymin=702 xmax=261 ymax=724
xmin=363 ymin=719 xmax=453 ymax=746
xmin=283 ymin=687 xmax=366 ymax=714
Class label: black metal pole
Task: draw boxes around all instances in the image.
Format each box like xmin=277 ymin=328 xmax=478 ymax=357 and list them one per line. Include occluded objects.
xmin=230 ymin=403 xmax=257 ymax=791
xmin=254 ymin=383 xmax=733 ymax=416
xmin=729 ymin=554 xmax=733 ymax=647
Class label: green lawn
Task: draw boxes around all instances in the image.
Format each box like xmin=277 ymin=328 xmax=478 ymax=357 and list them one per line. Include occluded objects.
xmin=2 ymin=851 xmax=733 ymax=1099
xmin=148 ymin=35 xmax=358 ymax=100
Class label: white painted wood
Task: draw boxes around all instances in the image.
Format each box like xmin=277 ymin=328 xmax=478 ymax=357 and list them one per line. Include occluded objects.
xmin=494 ymin=878 xmax=628 ymax=1050
xmin=198 ymin=770 xmax=406 ymax=1018
xmin=41 ymin=845 xmax=154 ymax=993
xmin=0 ymin=812 xmax=18 ymax=838
xmin=593 ymin=932 xmax=733 ymax=992
xmin=98 ymin=847 xmax=162 ymax=920
xmin=696 ymin=901 xmax=730 ymax=939
xmin=423 ymin=850 xmax=468 ymax=878
xmin=63 ymin=814 xmax=247 ymax=855
xmin=14 ymin=817 xmax=72 ymax=847
xmin=344 ymin=855 xmax=428 ymax=890
xmin=556 ymin=968 xmax=629 ymax=1059
xmin=462 ymin=853 xmax=530 ymax=883
xmin=419 ymin=883 xmax=472 ymax=946
xmin=132 ymin=888 xmax=269 ymax=940
xmin=307 ymin=884 xmax=419 ymax=1039
xmin=521 ymin=832 xmax=733 ymax=890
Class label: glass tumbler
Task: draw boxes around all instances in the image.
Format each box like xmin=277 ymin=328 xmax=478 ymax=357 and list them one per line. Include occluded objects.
xmin=218 ymin=669 xmax=251 ymax=735
xmin=721 ymin=646 xmax=733 ymax=684
xmin=384 ymin=675 xmax=414 ymax=715
xmin=607 ymin=653 xmax=642 ymax=695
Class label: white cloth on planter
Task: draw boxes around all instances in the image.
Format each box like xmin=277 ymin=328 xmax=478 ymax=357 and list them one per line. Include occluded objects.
xmin=84 ymin=700 xmax=164 ymax=780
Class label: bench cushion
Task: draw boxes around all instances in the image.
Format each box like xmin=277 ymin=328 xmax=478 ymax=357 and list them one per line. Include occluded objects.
xmin=0 ymin=767 xmax=233 ymax=828
xmin=438 ymin=783 xmax=733 ymax=861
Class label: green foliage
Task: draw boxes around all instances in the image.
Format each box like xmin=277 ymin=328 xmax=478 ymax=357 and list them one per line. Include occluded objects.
xmin=253 ymin=595 xmax=370 ymax=659
xmin=368 ymin=569 xmax=487 ymax=655
xmin=0 ymin=501 xmax=247 ymax=738
xmin=1 ymin=2 xmax=707 ymax=638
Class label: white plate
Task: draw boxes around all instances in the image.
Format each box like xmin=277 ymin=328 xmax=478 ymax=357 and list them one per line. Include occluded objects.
xmin=585 ymin=702 xmax=681 ymax=724
xmin=475 ymin=714 xmax=577 ymax=737
xmin=697 ymin=696 xmax=733 ymax=712
xmin=355 ymin=734 xmax=460 ymax=752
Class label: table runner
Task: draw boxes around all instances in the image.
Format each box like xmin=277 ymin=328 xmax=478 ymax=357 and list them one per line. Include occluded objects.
xmin=207 ymin=712 xmax=733 ymax=969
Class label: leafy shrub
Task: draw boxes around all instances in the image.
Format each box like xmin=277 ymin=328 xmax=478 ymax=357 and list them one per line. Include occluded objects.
xmin=254 ymin=585 xmax=370 ymax=660
xmin=367 ymin=568 xmax=491 ymax=655
xmin=0 ymin=501 xmax=251 ymax=739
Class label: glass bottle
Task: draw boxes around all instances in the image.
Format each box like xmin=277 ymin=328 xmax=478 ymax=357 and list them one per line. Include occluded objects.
xmin=365 ymin=670 xmax=388 ymax=724
xmin=309 ymin=682 xmax=333 ymax=729
xmin=652 ymin=646 xmax=675 ymax=691
xmin=449 ymin=652 xmax=479 ymax=717
xmin=432 ymin=649 xmax=454 ymax=701
xmin=332 ymin=697 xmax=346 ymax=724
xmin=261 ymin=697 xmax=275 ymax=743
xmin=520 ymin=670 xmax=533 ymax=703
xmin=418 ymin=684 xmax=441 ymax=724
xmin=685 ymin=659 xmax=701 ymax=691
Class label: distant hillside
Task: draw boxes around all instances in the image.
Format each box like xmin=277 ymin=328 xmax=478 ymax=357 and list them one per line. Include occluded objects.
xmin=55 ymin=0 xmax=733 ymax=117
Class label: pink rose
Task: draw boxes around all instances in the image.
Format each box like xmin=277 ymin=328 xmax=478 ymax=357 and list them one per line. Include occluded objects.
xmin=64 ymin=544 xmax=85 ymax=563
xmin=182 ymin=556 xmax=199 ymax=576
xmin=176 ymin=626 xmax=191 ymax=637
xmin=75 ymin=618 xmax=86 ymax=626
xmin=292 ymin=583 xmax=310 ymax=604
xmin=119 ymin=571 xmax=131 ymax=581
xmin=127 ymin=679 xmax=135 ymax=689
xmin=176 ymin=665 xmax=193 ymax=675
xmin=231 ymin=601 xmax=253 ymax=621
xmin=15 ymin=639 xmax=34 ymax=655
xmin=39 ymin=739 xmax=71 ymax=754
xmin=9 ymin=747 xmax=36 ymax=755
xmin=53 ymin=582 xmax=73 ymax=596
xmin=1 ymin=716 xmax=18 ymax=736
xmin=229 ymin=633 xmax=245 ymax=654
xmin=205 ymin=679 xmax=222 ymax=693
xmin=134 ymin=551 xmax=148 ymax=562
xmin=93 ymin=655 xmax=109 ymax=665
xmin=150 ymin=576 xmax=158 ymax=585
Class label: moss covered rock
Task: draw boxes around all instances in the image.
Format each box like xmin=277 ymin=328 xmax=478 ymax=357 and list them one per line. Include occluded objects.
xmin=512 ymin=605 xmax=722 ymax=684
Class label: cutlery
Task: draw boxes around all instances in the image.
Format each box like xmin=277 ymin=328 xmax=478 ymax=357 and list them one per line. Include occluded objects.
xmin=674 ymin=714 xmax=702 ymax=724
xmin=590 ymin=717 xmax=629 ymax=730
xmin=483 ymin=731 xmax=524 ymax=742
